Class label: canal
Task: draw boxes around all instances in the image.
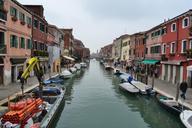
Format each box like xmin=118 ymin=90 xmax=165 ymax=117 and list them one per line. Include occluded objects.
xmin=54 ymin=60 xmax=184 ymax=128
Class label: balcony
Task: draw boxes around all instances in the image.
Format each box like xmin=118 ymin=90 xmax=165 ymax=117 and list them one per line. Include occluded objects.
xmin=0 ymin=44 xmax=6 ymax=55
xmin=187 ymin=49 xmax=192 ymax=58
xmin=33 ymin=50 xmax=49 ymax=57
xmin=161 ymin=54 xmax=168 ymax=61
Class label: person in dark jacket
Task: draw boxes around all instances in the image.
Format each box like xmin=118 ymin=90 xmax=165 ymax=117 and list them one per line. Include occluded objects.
xmin=180 ymin=81 xmax=188 ymax=100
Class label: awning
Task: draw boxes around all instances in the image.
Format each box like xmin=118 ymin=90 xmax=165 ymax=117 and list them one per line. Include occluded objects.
xmin=10 ymin=58 xmax=27 ymax=64
xmin=161 ymin=60 xmax=185 ymax=65
xmin=62 ymin=56 xmax=75 ymax=61
xmin=142 ymin=59 xmax=159 ymax=65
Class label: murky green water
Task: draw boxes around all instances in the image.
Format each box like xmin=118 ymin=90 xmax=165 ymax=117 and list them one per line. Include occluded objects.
xmin=53 ymin=60 xmax=185 ymax=128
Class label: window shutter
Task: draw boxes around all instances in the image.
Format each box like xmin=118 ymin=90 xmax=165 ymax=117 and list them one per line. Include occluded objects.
xmin=15 ymin=36 xmax=18 ymax=48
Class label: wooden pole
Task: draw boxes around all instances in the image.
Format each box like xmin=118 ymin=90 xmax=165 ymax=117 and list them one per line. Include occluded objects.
xmin=152 ymin=73 xmax=155 ymax=89
xmin=176 ymin=82 xmax=180 ymax=101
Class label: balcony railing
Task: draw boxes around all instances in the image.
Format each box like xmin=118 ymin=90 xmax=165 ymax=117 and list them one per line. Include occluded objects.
xmin=33 ymin=50 xmax=49 ymax=57
xmin=187 ymin=49 xmax=192 ymax=58
xmin=0 ymin=44 xmax=6 ymax=54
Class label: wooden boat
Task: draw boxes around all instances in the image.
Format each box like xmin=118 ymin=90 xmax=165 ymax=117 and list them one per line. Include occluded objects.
xmin=119 ymin=82 xmax=139 ymax=94
xmin=156 ymin=94 xmax=183 ymax=115
xmin=180 ymin=110 xmax=192 ymax=128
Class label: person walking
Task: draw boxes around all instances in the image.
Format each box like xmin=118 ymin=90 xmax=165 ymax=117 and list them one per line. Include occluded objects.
xmin=180 ymin=81 xmax=188 ymax=100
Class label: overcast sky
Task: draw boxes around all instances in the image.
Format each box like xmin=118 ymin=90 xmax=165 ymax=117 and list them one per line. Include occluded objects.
xmin=18 ymin=0 xmax=192 ymax=53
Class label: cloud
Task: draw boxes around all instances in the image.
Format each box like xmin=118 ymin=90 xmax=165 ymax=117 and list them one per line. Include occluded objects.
xmin=17 ymin=0 xmax=192 ymax=52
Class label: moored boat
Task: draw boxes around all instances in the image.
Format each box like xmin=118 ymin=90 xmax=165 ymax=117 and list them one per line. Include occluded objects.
xmin=74 ymin=64 xmax=81 ymax=70
xmin=156 ymin=94 xmax=184 ymax=115
xmin=69 ymin=67 xmax=77 ymax=74
xmin=119 ymin=82 xmax=139 ymax=94
xmin=180 ymin=110 xmax=192 ymax=128
xmin=0 ymin=85 xmax=66 ymax=128
xmin=60 ymin=69 xmax=73 ymax=79
xmin=80 ymin=62 xmax=87 ymax=68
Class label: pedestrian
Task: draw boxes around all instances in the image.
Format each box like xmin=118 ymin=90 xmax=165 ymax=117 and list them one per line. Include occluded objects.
xmin=180 ymin=81 xmax=188 ymax=100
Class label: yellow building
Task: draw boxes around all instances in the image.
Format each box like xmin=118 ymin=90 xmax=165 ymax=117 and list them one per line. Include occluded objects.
xmin=121 ymin=35 xmax=130 ymax=62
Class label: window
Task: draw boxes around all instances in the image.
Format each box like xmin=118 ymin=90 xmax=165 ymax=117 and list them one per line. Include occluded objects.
xmin=171 ymin=23 xmax=176 ymax=32
xmin=145 ymin=48 xmax=148 ymax=54
xmin=20 ymin=37 xmax=25 ymax=49
xmin=34 ymin=19 xmax=38 ymax=28
xmin=190 ymin=40 xmax=192 ymax=49
xmin=26 ymin=17 xmax=32 ymax=25
xmin=10 ymin=35 xmax=18 ymax=48
xmin=162 ymin=44 xmax=166 ymax=54
xmin=150 ymin=45 xmax=161 ymax=54
xmin=161 ymin=27 xmax=167 ymax=35
xmin=19 ymin=12 xmax=25 ymax=22
xmin=10 ymin=7 xmax=17 ymax=17
xmin=0 ymin=32 xmax=4 ymax=46
xmin=27 ymin=39 xmax=32 ymax=49
xmin=170 ymin=42 xmax=175 ymax=53
xmin=182 ymin=17 xmax=189 ymax=28
xmin=181 ymin=40 xmax=187 ymax=53
xmin=40 ymin=23 xmax=45 ymax=32
xmin=122 ymin=42 xmax=127 ymax=47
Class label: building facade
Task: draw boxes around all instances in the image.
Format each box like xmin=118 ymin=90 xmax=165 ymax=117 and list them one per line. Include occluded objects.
xmin=48 ymin=24 xmax=64 ymax=73
xmin=24 ymin=5 xmax=48 ymax=74
xmin=121 ymin=35 xmax=130 ymax=62
xmin=2 ymin=0 xmax=32 ymax=85
xmin=161 ymin=10 xmax=192 ymax=85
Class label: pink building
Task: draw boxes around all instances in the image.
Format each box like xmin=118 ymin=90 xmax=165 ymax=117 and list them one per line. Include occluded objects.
xmin=1 ymin=0 xmax=32 ymax=85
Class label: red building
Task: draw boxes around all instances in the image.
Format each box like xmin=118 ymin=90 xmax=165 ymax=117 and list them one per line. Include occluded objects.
xmin=100 ymin=44 xmax=113 ymax=60
xmin=134 ymin=32 xmax=145 ymax=63
xmin=24 ymin=5 xmax=49 ymax=72
xmin=161 ymin=10 xmax=192 ymax=85
xmin=60 ymin=28 xmax=73 ymax=56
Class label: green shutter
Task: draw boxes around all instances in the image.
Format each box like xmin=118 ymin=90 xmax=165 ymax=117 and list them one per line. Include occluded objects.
xmin=10 ymin=35 xmax=13 ymax=47
xmin=15 ymin=36 xmax=18 ymax=48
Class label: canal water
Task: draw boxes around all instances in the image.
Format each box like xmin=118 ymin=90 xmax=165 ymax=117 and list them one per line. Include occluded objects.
xmin=54 ymin=60 xmax=185 ymax=128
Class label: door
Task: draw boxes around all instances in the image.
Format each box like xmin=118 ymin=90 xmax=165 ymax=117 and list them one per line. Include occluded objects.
xmin=0 ymin=66 xmax=3 ymax=85
xmin=11 ymin=66 xmax=15 ymax=82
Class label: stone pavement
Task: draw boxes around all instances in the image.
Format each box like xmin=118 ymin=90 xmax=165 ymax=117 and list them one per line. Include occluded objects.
xmin=113 ymin=66 xmax=192 ymax=109
xmin=148 ymin=77 xmax=192 ymax=109
xmin=0 ymin=72 xmax=58 ymax=104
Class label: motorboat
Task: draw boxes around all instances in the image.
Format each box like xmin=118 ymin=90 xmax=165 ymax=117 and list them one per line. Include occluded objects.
xmin=132 ymin=81 xmax=155 ymax=95
xmin=180 ymin=110 xmax=192 ymax=128
xmin=119 ymin=73 xmax=131 ymax=82
xmin=69 ymin=67 xmax=77 ymax=74
xmin=60 ymin=69 xmax=73 ymax=79
xmin=113 ymin=68 xmax=123 ymax=76
xmin=119 ymin=81 xmax=139 ymax=94
xmin=104 ymin=63 xmax=112 ymax=70
xmin=156 ymin=94 xmax=184 ymax=115
xmin=0 ymin=86 xmax=66 ymax=128
xmin=74 ymin=64 xmax=81 ymax=70
xmin=43 ymin=76 xmax=64 ymax=84
xmin=80 ymin=62 xmax=87 ymax=68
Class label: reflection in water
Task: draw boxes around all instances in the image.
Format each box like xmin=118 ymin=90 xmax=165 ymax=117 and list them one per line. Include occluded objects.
xmin=53 ymin=60 xmax=184 ymax=128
